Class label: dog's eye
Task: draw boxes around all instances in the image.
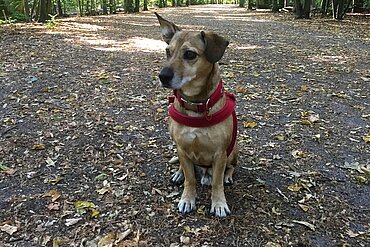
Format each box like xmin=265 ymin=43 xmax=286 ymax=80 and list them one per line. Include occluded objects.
xmin=183 ymin=50 xmax=197 ymax=60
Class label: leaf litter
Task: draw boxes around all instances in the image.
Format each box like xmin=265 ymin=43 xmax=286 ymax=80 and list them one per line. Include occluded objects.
xmin=1 ymin=5 xmax=370 ymax=247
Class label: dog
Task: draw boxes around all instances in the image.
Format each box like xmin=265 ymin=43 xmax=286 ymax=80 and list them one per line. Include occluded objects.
xmin=155 ymin=13 xmax=238 ymax=217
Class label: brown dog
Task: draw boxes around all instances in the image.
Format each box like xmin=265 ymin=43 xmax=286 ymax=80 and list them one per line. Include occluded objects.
xmin=155 ymin=13 xmax=238 ymax=217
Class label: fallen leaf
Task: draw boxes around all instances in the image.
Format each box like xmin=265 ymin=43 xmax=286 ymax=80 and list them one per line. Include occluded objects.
xmin=355 ymin=175 xmax=369 ymax=184
xmin=156 ymin=108 xmax=165 ymax=113
xmin=196 ymin=205 xmax=206 ymax=215
xmin=292 ymin=220 xmax=315 ymax=231
xmin=45 ymin=157 xmax=55 ymax=166
xmin=180 ymin=235 xmax=190 ymax=245
xmin=98 ymin=232 xmax=115 ymax=247
xmin=169 ymin=156 xmax=179 ymax=164
xmin=74 ymin=201 xmax=100 ymax=217
xmin=300 ymin=85 xmax=309 ymax=92
xmin=47 ymin=202 xmax=60 ymax=211
xmin=65 ymin=218 xmax=82 ymax=226
xmin=0 ymin=224 xmax=18 ymax=235
xmin=275 ymin=135 xmax=285 ymax=140
xmin=363 ymin=133 xmax=370 ymax=143
xmin=43 ymin=190 xmax=61 ymax=202
xmin=96 ymin=187 xmax=111 ymax=195
xmin=291 ymin=150 xmax=307 ymax=159
xmin=298 ymin=203 xmax=310 ymax=212
xmin=265 ymin=242 xmax=281 ymax=247
xmin=95 ymin=173 xmax=108 ymax=181
xmin=74 ymin=201 xmax=96 ymax=209
xmin=32 ymin=143 xmax=45 ymax=150
xmin=308 ymin=114 xmax=320 ymax=123
xmin=288 ymin=183 xmax=302 ymax=192
xmin=53 ymin=238 xmax=66 ymax=247
xmin=50 ymin=177 xmax=63 ymax=185
xmin=0 ymin=164 xmax=16 ymax=175
xmin=91 ymin=208 xmax=100 ymax=218
xmin=243 ymin=121 xmax=257 ymax=128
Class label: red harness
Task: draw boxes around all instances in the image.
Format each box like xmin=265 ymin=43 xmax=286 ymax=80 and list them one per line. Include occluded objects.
xmin=168 ymin=80 xmax=237 ymax=157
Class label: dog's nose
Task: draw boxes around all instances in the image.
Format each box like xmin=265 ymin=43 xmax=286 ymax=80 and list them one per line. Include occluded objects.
xmin=159 ymin=67 xmax=174 ymax=88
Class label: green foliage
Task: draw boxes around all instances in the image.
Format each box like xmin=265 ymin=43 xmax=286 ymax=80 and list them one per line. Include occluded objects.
xmin=11 ymin=12 xmax=26 ymax=21
xmin=46 ymin=14 xmax=58 ymax=29
xmin=0 ymin=16 xmax=15 ymax=24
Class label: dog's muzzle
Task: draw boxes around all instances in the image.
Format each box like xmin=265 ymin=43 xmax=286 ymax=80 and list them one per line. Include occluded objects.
xmin=159 ymin=67 xmax=174 ymax=88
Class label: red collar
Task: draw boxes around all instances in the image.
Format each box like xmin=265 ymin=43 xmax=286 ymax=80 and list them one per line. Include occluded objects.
xmin=169 ymin=80 xmax=224 ymax=113
xmin=167 ymin=81 xmax=237 ymax=157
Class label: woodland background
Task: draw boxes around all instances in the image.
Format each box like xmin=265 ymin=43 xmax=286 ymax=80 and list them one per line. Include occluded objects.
xmin=0 ymin=0 xmax=369 ymax=246
xmin=1 ymin=0 xmax=370 ymax=23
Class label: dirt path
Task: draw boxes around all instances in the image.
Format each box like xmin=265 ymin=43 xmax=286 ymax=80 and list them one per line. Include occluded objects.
xmin=1 ymin=5 xmax=370 ymax=247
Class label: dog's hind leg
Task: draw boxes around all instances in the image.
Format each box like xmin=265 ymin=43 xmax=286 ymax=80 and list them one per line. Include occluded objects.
xmin=200 ymin=168 xmax=212 ymax=186
xmin=224 ymin=147 xmax=238 ymax=185
xmin=224 ymin=166 xmax=234 ymax=185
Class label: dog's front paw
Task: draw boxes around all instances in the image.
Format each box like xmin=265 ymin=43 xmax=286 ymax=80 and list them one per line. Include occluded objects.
xmin=171 ymin=169 xmax=184 ymax=185
xmin=178 ymin=198 xmax=196 ymax=214
xmin=210 ymin=201 xmax=231 ymax=217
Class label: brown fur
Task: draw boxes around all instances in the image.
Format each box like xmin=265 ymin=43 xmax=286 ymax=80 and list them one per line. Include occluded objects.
xmin=156 ymin=13 xmax=238 ymax=217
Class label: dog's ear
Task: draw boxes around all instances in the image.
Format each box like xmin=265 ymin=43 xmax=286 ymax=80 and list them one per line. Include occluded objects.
xmin=201 ymin=31 xmax=229 ymax=64
xmin=155 ymin=12 xmax=181 ymax=44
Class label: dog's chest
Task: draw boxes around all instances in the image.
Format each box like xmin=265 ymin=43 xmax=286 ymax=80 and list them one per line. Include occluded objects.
xmin=170 ymin=125 xmax=217 ymax=165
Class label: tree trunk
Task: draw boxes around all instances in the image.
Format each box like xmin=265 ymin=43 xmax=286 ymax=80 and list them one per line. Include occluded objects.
xmin=143 ymin=0 xmax=148 ymax=10
xmin=56 ymin=0 xmax=63 ymax=16
xmin=102 ymin=0 xmax=108 ymax=14
xmin=272 ymin=0 xmax=279 ymax=11
xmin=77 ymin=0 xmax=83 ymax=16
xmin=239 ymin=0 xmax=245 ymax=7
xmin=247 ymin=0 xmax=253 ymax=9
xmin=294 ymin=0 xmax=311 ymax=18
xmin=30 ymin=0 xmax=39 ymax=20
xmin=23 ymin=0 xmax=31 ymax=21
xmin=110 ymin=0 xmax=117 ymax=13
xmin=124 ymin=0 xmax=134 ymax=12
xmin=332 ymin=0 xmax=350 ymax=19
xmin=134 ymin=0 xmax=139 ymax=12
xmin=0 ymin=0 xmax=8 ymax=16
xmin=320 ymin=0 xmax=328 ymax=16
xmin=38 ymin=0 xmax=49 ymax=22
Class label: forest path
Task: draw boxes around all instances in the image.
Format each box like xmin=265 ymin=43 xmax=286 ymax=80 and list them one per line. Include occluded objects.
xmin=1 ymin=5 xmax=370 ymax=247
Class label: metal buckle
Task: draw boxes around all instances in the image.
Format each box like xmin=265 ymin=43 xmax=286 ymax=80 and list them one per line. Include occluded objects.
xmin=180 ymin=97 xmax=204 ymax=106
xmin=205 ymin=98 xmax=211 ymax=111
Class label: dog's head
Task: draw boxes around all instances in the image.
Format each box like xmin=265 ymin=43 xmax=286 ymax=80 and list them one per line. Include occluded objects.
xmin=155 ymin=13 xmax=229 ymax=96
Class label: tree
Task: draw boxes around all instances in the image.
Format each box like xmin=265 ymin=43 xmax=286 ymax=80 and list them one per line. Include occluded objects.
xmin=239 ymin=0 xmax=245 ymax=7
xmin=320 ymin=0 xmax=330 ymax=16
xmin=332 ymin=0 xmax=351 ymax=19
xmin=134 ymin=0 xmax=139 ymax=12
xmin=56 ymin=0 xmax=63 ymax=17
xmin=102 ymin=0 xmax=108 ymax=14
xmin=38 ymin=0 xmax=51 ymax=22
xmin=124 ymin=0 xmax=134 ymax=12
xmin=272 ymin=0 xmax=279 ymax=11
xmin=294 ymin=0 xmax=311 ymax=18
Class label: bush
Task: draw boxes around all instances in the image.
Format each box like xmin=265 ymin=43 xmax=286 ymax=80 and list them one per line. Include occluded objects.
xmin=11 ymin=12 xmax=26 ymax=22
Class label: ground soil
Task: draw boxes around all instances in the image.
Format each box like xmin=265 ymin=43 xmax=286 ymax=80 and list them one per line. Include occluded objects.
xmin=1 ymin=5 xmax=370 ymax=247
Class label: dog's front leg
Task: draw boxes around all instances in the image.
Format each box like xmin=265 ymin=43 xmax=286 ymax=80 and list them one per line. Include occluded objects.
xmin=177 ymin=152 xmax=196 ymax=214
xmin=210 ymin=154 xmax=230 ymax=217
